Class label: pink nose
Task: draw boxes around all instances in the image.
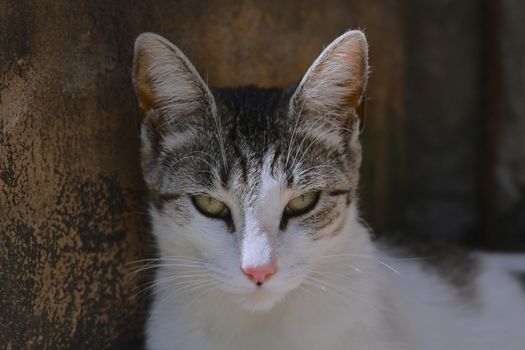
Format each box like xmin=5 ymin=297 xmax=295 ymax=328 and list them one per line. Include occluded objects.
xmin=242 ymin=264 xmax=277 ymax=285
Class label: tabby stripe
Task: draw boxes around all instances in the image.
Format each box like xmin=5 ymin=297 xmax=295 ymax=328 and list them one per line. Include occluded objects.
xmin=150 ymin=191 xmax=182 ymax=210
xmin=328 ymin=189 xmax=350 ymax=196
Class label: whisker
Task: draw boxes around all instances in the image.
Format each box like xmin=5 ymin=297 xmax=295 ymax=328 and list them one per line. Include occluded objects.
xmin=357 ymin=216 xmax=377 ymax=239
xmin=318 ymin=253 xmax=405 ymax=277
xmin=124 ymin=263 xmax=206 ymax=281
xmin=288 ymin=111 xmax=332 ymax=175
xmin=159 ymin=279 xmax=218 ymax=306
xmin=296 ymin=284 xmax=327 ymax=313
xmin=294 ymin=164 xmax=342 ymax=178
xmin=127 ymin=261 xmax=205 ymax=269
xmin=132 ymin=278 xmax=207 ymax=298
xmin=304 ymin=276 xmax=387 ymax=313
xmin=319 ymin=253 xmax=428 ymax=262
xmin=209 ymin=102 xmax=229 ymax=172
xmin=309 ymin=266 xmax=363 ymax=278
xmin=130 ymin=275 xmax=211 ymax=300
xmin=285 ymin=95 xmax=309 ymax=169
xmin=375 ymin=260 xmax=403 ymax=277
xmin=166 ymin=154 xmax=218 ymax=173
xmin=292 ymin=125 xmax=351 ymax=173
xmin=127 ymin=256 xmax=210 ymax=264
xmin=185 ymin=283 xmax=221 ymax=309
xmin=134 ymin=273 xmax=211 ymax=291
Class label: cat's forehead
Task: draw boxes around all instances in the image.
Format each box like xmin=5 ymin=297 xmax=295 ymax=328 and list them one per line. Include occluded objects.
xmin=212 ymin=86 xmax=295 ymax=150
xmin=212 ymin=88 xmax=329 ymax=187
xmin=156 ymin=86 xmax=354 ymax=199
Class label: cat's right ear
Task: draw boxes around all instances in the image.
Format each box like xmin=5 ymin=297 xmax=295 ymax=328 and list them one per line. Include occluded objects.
xmin=290 ymin=30 xmax=369 ymax=132
xmin=132 ymin=32 xmax=215 ymax=133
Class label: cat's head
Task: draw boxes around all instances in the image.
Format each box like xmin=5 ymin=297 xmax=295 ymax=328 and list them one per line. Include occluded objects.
xmin=132 ymin=31 xmax=369 ymax=311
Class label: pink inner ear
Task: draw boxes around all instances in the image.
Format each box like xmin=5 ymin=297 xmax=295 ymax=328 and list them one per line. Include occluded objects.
xmin=295 ymin=31 xmax=368 ymax=117
xmin=339 ymin=41 xmax=367 ymax=107
xmin=134 ymin=53 xmax=156 ymax=113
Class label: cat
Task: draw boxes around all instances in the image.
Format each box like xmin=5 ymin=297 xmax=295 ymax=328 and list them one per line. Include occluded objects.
xmin=131 ymin=30 xmax=525 ymax=350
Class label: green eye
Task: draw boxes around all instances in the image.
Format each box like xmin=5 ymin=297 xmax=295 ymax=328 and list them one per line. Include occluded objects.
xmin=192 ymin=195 xmax=229 ymax=218
xmin=285 ymin=191 xmax=320 ymax=217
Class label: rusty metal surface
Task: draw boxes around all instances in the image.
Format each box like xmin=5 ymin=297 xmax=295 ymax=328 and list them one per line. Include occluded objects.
xmin=0 ymin=0 xmax=405 ymax=348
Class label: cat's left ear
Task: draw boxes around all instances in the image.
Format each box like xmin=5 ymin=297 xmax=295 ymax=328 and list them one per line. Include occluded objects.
xmin=291 ymin=30 xmax=369 ymax=131
xmin=132 ymin=32 xmax=215 ymax=131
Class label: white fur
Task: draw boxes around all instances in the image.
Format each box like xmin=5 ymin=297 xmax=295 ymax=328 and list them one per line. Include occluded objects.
xmin=161 ymin=129 xmax=197 ymax=150
xmin=147 ymin=201 xmax=525 ymax=350
xmin=378 ymin=252 xmax=525 ymax=350
xmin=240 ymin=157 xmax=282 ymax=270
xmin=147 ymin=203 xmax=393 ymax=350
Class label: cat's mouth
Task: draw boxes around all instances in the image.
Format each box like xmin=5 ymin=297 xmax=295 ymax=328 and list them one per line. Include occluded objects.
xmin=233 ymin=285 xmax=285 ymax=312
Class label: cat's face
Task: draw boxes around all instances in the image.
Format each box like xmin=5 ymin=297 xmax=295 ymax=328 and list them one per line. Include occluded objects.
xmin=133 ymin=31 xmax=368 ymax=311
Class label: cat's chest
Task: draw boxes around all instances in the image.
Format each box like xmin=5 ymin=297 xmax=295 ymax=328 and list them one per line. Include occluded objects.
xmin=182 ymin=289 xmax=392 ymax=350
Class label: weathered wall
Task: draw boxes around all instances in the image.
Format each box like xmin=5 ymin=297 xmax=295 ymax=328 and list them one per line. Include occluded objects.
xmin=1 ymin=1 xmax=149 ymax=348
xmin=400 ymin=0 xmax=525 ymax=248
xmin=404 ymin=0 xmax=482 ymax=241
xmin=494 ymin=0 xmax=525 ymax=249
xmin=1 ymin=0 xmax=405 ymax=348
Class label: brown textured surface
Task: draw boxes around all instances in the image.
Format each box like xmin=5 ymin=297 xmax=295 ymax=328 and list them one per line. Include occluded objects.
xmin=1 ymin=1 xmax=149 ymax=348
xmin=1 ymin=0 xmax=405 ymax=348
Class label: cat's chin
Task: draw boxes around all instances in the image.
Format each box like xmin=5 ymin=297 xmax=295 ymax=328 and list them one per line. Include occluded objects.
xmin=234 ymin=287 xmax=286 ymax=312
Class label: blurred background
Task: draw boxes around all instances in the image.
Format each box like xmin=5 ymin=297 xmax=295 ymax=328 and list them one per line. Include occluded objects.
xmin=1 ymin=0 xmax=524 ymax=348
